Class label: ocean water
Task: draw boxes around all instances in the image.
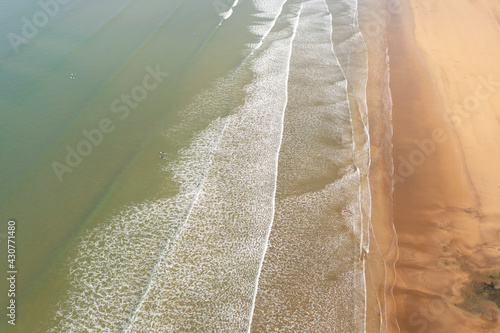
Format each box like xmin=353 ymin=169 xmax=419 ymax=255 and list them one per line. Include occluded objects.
xmin=0 ymin=0 xmax=372 ymax=331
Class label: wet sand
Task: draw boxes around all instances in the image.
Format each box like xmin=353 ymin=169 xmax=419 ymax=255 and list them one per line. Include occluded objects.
xmin=388 ymin=0 xmax=500 ymax=331
xmin=358 ymin=0 xmax=399 ymax=332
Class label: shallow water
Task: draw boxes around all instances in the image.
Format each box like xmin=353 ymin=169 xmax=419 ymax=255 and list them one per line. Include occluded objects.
xmin=0 ymin=0 xmax=373 ymax=331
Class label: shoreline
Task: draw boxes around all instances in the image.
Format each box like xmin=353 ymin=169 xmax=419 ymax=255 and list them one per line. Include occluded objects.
xmin=358 ymin=0 xmax=399 ymax=331
xmin=388 ymin=0 xmax=500 ymax=331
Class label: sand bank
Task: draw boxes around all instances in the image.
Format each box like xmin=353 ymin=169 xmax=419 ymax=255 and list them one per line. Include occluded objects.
xmin=389 ymin=0 xmax=500 ymax=331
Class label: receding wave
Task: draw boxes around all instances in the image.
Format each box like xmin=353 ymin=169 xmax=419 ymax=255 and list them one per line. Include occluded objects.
xmin=218 ymin=0 xmax=240 ymax=20
xmin=45 ymin=0 xmax=372 ymax=331
xmin=46 ymin=115 xmax=226 ymax=332
xmin=325 ymin=0 xmax=371 ymax=256
xmin=46 ymin=0 xmax=303 ymax=331
xmin=123 ymin=4 xmax=302 ymax=331
xmin=249 ymin=0 xmax=368 ymax=331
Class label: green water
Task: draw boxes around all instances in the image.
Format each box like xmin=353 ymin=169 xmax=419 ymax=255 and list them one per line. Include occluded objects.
xmin=0 ymin=0 xmax=258 ymax=331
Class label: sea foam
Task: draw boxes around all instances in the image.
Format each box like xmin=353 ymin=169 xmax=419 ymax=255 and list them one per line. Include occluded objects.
xmin=249 ymin=0 xmax=367 ymax=331
xmin=45 ymin=0 xmax=370 ymax=331
xmin=46 ymin=1 xmax=303 ymax=331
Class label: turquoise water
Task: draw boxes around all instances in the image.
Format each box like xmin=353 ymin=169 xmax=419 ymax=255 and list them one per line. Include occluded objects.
xmin=0 ymin=0 xmax=371 ymax=331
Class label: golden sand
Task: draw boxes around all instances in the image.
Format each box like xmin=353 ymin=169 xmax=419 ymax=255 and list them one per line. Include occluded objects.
xmin=387 ymin=0 xmax=500 ymax=331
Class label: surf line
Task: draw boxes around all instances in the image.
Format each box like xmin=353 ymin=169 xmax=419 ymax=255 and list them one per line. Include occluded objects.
xmin=323 ymin=0 xmax=369 ymax=330
xmin=323 ymin=0 xmax=371 ymax=330
xmin=323 ymin=0 xmax=367 ymax=257
xmin=121 ymin=121 xmax=232 ymax=332
xmin=121 ymin=2 xmax=300 ymax=324
xmin=246 ymin=3 xmax=302 ymax=332
xmin=251 ymin=0 xmax=289 ymax=53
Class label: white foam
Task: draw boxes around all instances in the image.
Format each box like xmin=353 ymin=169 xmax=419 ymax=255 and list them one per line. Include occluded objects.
xmin=246 ymin=0 xmax=287 ymax=51
xmin=218 ymin=0 xmax=240 ymax=21
xmin=46 ymin=117 xmax=227 ymax=332
xmin=45 ymin=66 xmax=246 ymax=331
xmin=324 ymin=1 xmax=371 ymax=330
xmin=46 ymin=1 xmax=305 ymax=331
xmin=123 ymin=6 xmax=303 ymax=331
xmin=45 ymin=0 xmax=372 ymax=330
xmin=247 ymin=3 xmax=302 ymax=332
xmin=324 ymin=0 xmax=371 ymax=253
xmin=248 ymin=0 xmax=367 ymax=331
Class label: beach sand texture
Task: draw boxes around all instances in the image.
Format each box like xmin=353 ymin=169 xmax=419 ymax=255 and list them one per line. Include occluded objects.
xmin=389 ymin=0 xmax=500 ymax=331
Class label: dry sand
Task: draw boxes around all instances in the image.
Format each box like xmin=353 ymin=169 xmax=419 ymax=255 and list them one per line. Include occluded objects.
xmin=388 ymin=0 xmax=500 ymax=331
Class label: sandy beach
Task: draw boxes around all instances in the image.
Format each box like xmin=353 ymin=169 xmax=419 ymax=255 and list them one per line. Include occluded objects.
xmin=3 ymin=0 xmax=499 ymax=331
xmin=388 ymin=0 xmax=500 ymax=331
